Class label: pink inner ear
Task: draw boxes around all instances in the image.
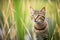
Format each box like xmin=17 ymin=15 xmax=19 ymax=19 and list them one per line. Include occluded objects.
xmin=30 ymin=7 xmax=34 ymax=14
xmin=40 ymin=7 xmax=46 ymax=13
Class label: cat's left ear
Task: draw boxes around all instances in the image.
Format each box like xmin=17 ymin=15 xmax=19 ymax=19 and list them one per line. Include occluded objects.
xmin=30 ymin=7 xmax=35 ymax=14
xmin=40 ymin=7 xmax=46 ymax=15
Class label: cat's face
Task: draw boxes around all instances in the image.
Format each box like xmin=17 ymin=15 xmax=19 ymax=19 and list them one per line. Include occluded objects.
xmin=30 ymin=7 xmax=46 ymax=23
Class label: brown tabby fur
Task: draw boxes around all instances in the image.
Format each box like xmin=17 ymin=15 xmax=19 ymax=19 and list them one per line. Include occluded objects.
xmin=30 ymin=7 xmax=48 ymax=40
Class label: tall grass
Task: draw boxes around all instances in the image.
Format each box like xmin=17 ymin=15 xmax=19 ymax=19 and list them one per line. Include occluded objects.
xmin=0 ymin=0 xmax=16 ymax=40
xmin=0 ymin=0 xmax=60 ymax=40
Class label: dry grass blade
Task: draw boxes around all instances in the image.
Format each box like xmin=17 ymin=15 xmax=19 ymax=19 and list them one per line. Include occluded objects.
xmin=20 ymin=18 xmax=32 ymax=40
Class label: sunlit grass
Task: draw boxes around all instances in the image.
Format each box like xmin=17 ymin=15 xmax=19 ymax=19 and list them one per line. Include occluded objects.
xmin=0 ymin=0 xmax=60 ymax=40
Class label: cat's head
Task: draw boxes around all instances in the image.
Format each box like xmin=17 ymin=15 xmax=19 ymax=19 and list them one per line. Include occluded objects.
xmin=30 ymin=7 xmax=46 ymax=23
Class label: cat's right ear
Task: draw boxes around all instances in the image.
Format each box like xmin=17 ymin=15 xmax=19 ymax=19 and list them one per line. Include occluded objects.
xmin=30 ymin=7 xmax=34 ymax=14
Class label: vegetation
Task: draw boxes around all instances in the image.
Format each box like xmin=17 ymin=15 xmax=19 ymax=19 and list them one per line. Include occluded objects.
xmin=0 ymin=0 xmax=60 ymax=40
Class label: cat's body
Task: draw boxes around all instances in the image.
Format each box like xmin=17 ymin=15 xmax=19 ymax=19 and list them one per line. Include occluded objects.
xmin=30 ymin=7 xmax=48 ymax=40
xmin=33 ymin=19 xmax=48 ymax=40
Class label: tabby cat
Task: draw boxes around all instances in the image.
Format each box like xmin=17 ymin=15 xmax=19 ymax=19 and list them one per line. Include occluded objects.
xmin=30 ymin=7 xmax=48 ymax=40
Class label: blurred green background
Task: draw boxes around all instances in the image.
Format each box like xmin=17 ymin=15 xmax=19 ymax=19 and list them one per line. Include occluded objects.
xmin=0 ymin=0 xmax=60 ymax=40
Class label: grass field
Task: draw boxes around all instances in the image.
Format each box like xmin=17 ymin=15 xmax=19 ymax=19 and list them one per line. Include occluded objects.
xmin=0 ymin=0 xmax=60 ymax=40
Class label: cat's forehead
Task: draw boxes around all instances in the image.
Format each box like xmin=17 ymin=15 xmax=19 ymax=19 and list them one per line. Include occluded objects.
xmin=34 ymin=10 xmax=41 ymax=14
xmin=35 ymin=10 xmax=39 ymax=12
xmin=34 ymin=10 xmax=40 ymax=14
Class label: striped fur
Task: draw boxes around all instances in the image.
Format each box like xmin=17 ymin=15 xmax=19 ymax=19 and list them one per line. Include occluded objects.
xmin=30 ymin=7 xmax=48 ymax=40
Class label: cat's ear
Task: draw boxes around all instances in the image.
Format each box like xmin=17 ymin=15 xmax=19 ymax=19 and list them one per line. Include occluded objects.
xmin=30 ymin=7 xmax=34 ymax=14
xmin=40 ymin=7 xmax=46 ymax=15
